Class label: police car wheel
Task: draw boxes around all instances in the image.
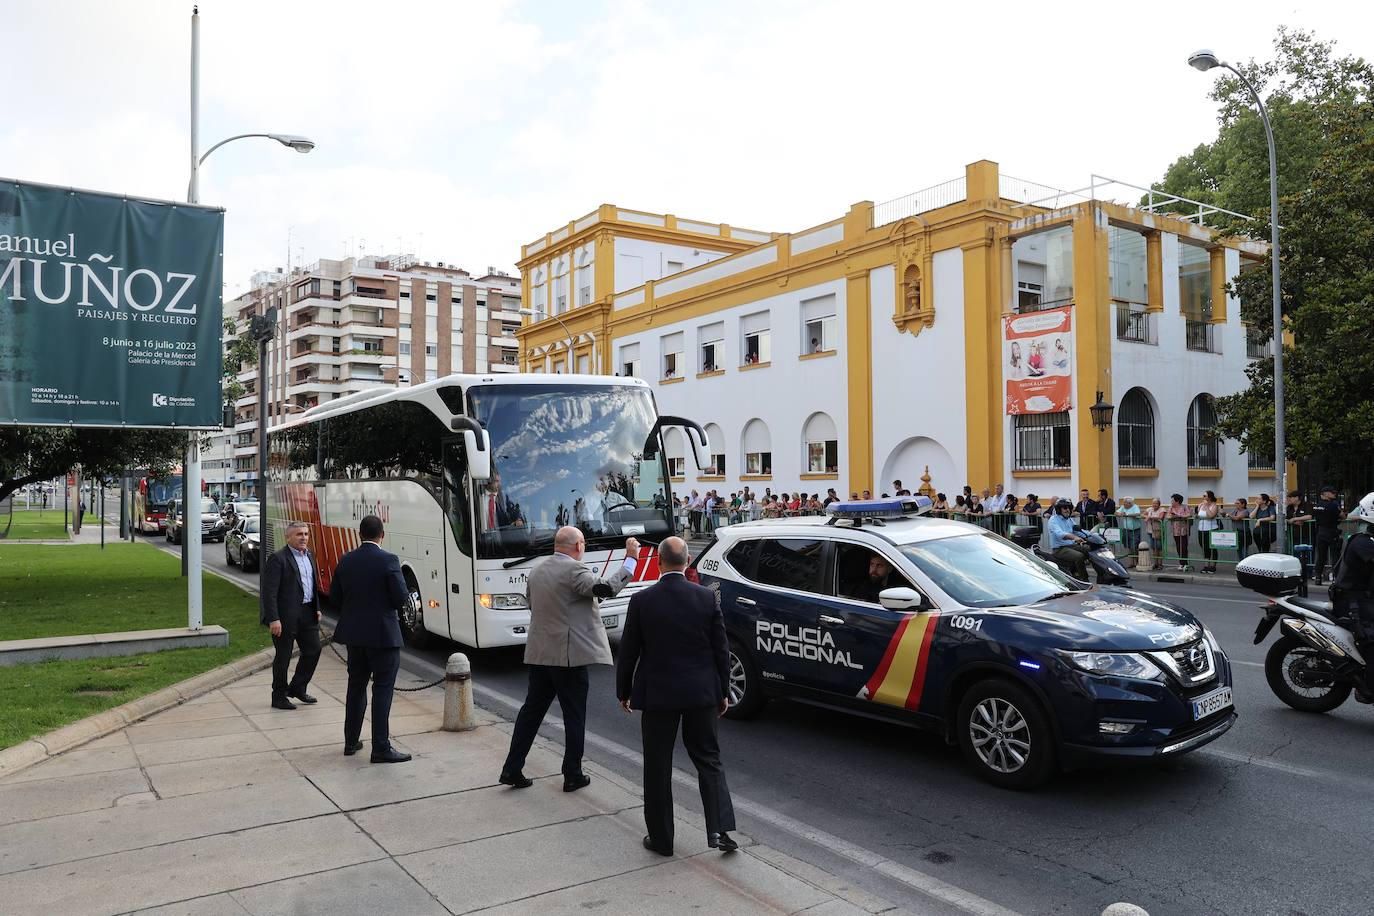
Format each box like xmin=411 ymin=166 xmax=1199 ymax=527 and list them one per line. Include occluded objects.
xmin=724 ymin=640 xmax=764 ymax=719
xmin=956 ymin=679 xmax=1056 ymax=789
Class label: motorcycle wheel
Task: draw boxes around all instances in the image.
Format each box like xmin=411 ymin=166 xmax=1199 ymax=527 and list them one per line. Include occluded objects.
xmin=1264 ymin=634 xmax=1351 ymax=713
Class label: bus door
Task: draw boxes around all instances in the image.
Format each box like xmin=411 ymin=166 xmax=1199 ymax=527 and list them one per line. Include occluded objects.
xmin=442 ymin=440 xmax=477 ymax=645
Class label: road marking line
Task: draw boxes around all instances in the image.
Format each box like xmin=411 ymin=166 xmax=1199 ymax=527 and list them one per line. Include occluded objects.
xmin=1146 ymin=592 xmax=1267 ymax=605
xmin=456 ymin=673 xmax=1019 ymax=916
xmin=1200 ymin=748 xmax=1342 ymax=782
xmin=1231 ymin=659 xmax=1263 ymax=668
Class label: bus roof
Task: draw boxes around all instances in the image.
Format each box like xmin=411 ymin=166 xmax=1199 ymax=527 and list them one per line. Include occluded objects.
xmin=275 ymin=372 xmax=652 ymax=432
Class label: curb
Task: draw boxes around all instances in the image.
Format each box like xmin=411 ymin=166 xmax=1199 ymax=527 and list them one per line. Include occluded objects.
xmin=1141 ymin=571 xmax=1248 ymax=590
xmin=0 ymin=639 xmax=299 ymax=780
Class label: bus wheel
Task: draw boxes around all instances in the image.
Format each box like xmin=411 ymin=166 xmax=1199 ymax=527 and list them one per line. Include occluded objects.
xmin=400 ymin=571 xmax=433 ymax=649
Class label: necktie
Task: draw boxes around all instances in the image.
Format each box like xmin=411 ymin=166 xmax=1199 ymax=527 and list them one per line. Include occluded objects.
xmin=488 ymin=494 xmax=497 ymax=529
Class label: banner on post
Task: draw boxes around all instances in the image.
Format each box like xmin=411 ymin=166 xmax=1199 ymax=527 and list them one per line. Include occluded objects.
xmin=1003 ymin=305 xmax=1073 ymax=414
xmin=0 ymin=178 xmax=224 ymax=428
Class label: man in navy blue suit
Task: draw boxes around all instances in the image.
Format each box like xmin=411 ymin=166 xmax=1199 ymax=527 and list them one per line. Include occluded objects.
xmin=616 ymin=536 xmax=737 ymax=857
xmin=329 ymin=514 xmax=411 ymax=764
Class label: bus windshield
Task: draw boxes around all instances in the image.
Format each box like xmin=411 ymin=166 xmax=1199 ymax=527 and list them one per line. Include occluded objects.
xmin=145 ymin=476 xmax=182 ymax=509
xmin=467 ymin=383 xmax=673 ymax=558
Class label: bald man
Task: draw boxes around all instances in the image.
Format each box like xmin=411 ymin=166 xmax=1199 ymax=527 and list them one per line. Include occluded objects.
xmin=500 ymin=527 xmax=641 ymax=792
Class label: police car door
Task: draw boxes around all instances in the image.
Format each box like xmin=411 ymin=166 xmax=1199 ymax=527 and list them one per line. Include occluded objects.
xmin=739 ymin=537 xmax=828 ymax=688
xmin=822 ymin=541 xmax=941 ymax=715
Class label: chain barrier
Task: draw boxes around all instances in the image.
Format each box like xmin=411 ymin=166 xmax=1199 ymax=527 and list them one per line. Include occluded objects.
xmin=326 ymin=639 xmax=444 ymax=692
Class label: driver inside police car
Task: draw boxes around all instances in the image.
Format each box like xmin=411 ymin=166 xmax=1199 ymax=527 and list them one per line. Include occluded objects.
xmin=845 ymin=553 xmax=895 ymax=604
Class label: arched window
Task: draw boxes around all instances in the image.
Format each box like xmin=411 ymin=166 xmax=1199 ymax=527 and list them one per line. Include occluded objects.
xmin=703 ymin=423 xmax=725 ymax=476
xmin=663 ymin=428 xmax=685 ymax=480
xmin=1187 ymin=394 xmax=1220 ymax=468
xmin=802 ymin=412 xmax=839 ymax=474
xmin=741 ymin=419 xmax=772 ymax=476
xmin=1116 ymin=388 xmax=1155 ymax=469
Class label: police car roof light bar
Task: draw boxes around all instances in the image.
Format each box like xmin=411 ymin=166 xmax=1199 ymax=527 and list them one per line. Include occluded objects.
xmin=826 ymin=496 xmax=932 ymax=527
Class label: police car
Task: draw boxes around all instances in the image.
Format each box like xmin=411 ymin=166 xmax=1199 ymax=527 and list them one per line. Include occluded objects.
xmin=692 ymin=497 xmax=1236 ymax=788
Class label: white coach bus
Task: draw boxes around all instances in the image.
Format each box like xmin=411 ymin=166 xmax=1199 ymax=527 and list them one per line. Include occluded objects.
xmin=266 ymin=373 xmax=706 ymax=648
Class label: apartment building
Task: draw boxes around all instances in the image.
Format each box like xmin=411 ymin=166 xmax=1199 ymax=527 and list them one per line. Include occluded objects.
xmin=203 ymin=254 xmax=522 ymax=499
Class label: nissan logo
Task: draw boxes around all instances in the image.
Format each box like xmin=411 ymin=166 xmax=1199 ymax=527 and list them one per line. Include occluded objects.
xmin=1188 ymin=644 xmax=1207 ymax=671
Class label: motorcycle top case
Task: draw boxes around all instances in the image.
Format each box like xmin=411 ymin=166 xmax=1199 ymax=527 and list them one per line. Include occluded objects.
xmin=1236 ymin=553 xmax=1303 ymax=596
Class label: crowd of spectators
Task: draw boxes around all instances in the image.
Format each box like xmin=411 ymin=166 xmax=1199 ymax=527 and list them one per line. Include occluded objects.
xmin=667 ymin=479 xmax=1354 ymax=576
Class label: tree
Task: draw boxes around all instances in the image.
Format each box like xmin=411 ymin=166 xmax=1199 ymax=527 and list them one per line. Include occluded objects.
xmin=1154 ymin=29 xmax=1374 ymax=465
xmin=0 ymin=426 xmax=186 ymax=504
xmin=222 ymin=317 xmax=257 ymax=406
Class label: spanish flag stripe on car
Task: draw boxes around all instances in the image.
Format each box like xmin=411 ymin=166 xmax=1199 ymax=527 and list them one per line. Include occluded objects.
xmin=865 ymin=612 xmax=941 ymax=710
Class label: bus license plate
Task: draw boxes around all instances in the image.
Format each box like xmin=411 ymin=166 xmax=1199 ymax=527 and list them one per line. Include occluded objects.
xmin=602 ymin=615 xmax=618 ymax=629
xmin=1192 ymin=686 xmax=1232 ymax=720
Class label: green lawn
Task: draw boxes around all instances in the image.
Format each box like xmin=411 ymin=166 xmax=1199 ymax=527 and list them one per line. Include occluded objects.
xmin=0 ymin=647 xmax=260 ymax=749
xmin=2 ymin=509 xmax=70 ymax=540
xmin=0 ymin=542 xmax=272 ymax=749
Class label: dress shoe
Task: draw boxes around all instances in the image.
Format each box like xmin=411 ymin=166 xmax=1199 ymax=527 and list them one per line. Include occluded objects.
xmin=562 ymin=774 xmax=591 ymax=792
xmin=344 ymin=740 xmax=364 ymax=756
xmin=370 ymin=748 xmax=412 ymax=764
xmin=288 ymin=689 xmax=318 ymax=704
xmin=270 ymin=696 xmax=297 ymax=710
xmin=642 ymin=836 xmax=673 ymax=857
xmin=708 ymin=832 xmax=740 ymax=852
xmin=499 ymin=771 xmax=534 ymax=789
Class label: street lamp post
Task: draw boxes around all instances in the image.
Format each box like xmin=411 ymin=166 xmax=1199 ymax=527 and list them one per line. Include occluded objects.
xmin=185 ymin=4 xmax=314 ymax=628
xmin=518 ymin=307 xmax=578 ymax=372
xmin=1189 ymin=48 xmax=1287 ymax=551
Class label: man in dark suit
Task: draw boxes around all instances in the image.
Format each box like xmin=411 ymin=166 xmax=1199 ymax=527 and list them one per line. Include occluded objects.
xmin=260 ymin=521 xmax=322 ymax=710
xmin=329 ymin=514 xmax=411 ymax=764
xmin=616 ymin=536 xmax=737 ymax=857
xmin=478 ymin=470 xmax=524 ymax=533
xmin=1075 ymin=488 xmax=1100 ymax=530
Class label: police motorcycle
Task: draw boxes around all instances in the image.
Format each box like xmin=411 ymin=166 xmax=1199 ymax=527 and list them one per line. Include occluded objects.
xmin=1237 ymin=505 xmax=1373 ymax=713
xmin=1010 ymin=517 xmax=1130 ymax=587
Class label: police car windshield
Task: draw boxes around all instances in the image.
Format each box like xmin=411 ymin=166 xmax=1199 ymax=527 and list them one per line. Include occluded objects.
xmin=900 ymin=533 xmax=1078 ymax=608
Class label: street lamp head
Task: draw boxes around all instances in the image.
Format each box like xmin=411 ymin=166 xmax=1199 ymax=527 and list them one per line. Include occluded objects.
xmin=269 ymin=133 xmax=315 ymax=153
xmin=1188 ymin=49 xmax=1221 ymax=72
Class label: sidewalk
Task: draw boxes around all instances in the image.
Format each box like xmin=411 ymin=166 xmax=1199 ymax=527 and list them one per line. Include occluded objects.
xmin=0 ymin=649 xmax=898 ymax=916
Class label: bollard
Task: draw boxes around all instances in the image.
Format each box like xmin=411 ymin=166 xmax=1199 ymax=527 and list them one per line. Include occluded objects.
xmin=442 ymin=652 xmax=476 ymax=732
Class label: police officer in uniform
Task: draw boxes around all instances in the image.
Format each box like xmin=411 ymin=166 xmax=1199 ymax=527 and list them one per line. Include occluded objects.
xmin=1311 ymin=484 xmax=1345 ymax=584
xmin=1330 ymin=492 xmax=1374 ymax=703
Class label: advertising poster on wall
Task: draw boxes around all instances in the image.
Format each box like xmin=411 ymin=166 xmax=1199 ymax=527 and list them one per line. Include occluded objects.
xmin=0 ymin=178 xmax=224 ymax=428
xmin=1003 ymin=305 xmax=1073 ymax=414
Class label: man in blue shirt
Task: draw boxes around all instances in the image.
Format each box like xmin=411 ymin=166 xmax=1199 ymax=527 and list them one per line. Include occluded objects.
xmin=1048 ymin=499 xmax=1089 ymax=580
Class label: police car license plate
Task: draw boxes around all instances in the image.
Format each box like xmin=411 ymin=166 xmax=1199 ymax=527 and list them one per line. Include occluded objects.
xmin=602 ymin=615 xmax=617 ymax=629
xmin=1192 ymin=686 xmax=1232 ymax=720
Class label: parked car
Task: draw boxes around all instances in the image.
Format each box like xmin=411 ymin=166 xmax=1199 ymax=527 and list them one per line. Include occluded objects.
xmin=167 ymin=496 xmax=227 ymax=544
xmin=225 ymin=515 xmax=261 ymax=571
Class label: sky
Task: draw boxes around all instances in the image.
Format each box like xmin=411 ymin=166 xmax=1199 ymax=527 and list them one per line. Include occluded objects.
xmin=4 ymin=0 xmax=1371 ymax=298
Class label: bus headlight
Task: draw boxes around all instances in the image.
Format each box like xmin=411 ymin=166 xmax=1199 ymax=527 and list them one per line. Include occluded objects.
xmin=479 ymin=594 xmax=529 ymax=610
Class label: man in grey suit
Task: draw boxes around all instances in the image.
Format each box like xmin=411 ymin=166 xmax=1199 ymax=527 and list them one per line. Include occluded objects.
xmin=500 ymin=526 xmax=640 ymax=792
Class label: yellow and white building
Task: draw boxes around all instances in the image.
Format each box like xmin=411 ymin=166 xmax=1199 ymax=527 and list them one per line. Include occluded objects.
xmin=517 ymin=160 xmax=1280 ymax=504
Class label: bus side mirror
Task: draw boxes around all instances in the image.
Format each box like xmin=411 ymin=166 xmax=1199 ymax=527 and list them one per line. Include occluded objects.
xmin=450 ymin=418 xmax=491 ymax=483
xmin=687 ymin=425 xmax=709 ymax=471
xmin=464 ymin=429 xmax=491 ymax=482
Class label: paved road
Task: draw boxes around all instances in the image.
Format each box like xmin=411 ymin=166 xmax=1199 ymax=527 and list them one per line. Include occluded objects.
xmin=161 ymin=529 xmax=1372 ymax=916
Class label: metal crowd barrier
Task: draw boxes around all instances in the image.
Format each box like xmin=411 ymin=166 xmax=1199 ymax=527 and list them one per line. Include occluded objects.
xmin=675 ymin=504 xmax=1361 ymax=577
